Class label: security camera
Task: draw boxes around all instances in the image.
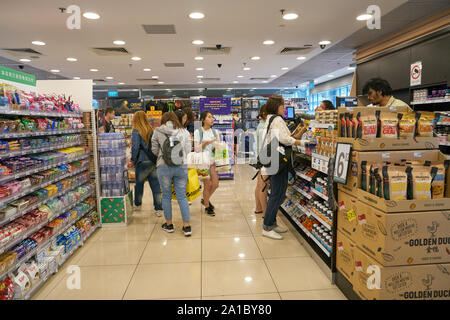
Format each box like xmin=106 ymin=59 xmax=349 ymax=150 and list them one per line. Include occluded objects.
xmin=216 ymin=44 xmax=222 ymax=50
xmin=320 ymin=44 xmax=326 ymax=49
xmin=18 ymin=65 xmax=24 ymax=70
xmin=218 ymin=64 xmax=222 ymax=68
xmin=295 ymin=85 xmax=298 ymax=89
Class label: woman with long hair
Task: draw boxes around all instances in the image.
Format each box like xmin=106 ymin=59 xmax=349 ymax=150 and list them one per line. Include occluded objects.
xmin=194 ymin=110 xmax=220 ymax=216
xmin=175 ymin=109 xmax=188 ymax=128
xmin=261 ymin=96 xmax=303 ymax=240
xmin=151 ymin=112 xmax=192 ymax=236
xmin=254 ymin=104 xmax=269 ymax=218
xmin=129 ymin=111 xmax=163 ymax=216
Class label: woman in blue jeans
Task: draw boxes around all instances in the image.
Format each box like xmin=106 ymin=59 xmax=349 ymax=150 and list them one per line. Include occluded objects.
xmin=129 ymin=111 xmax=163 ymax=216
xmin=151 ymin=112 xmax=192 ymax=236
xmin=261 ymin=96 xmax=303 ymax=240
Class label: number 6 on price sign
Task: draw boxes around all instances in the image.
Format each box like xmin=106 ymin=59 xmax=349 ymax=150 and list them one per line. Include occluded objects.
xmin=333 ymin=143 xmax=352 ymax=184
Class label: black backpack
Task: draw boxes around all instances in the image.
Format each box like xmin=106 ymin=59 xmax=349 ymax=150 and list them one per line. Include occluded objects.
xmin=162 ymin=133 xmax=184 ymax=166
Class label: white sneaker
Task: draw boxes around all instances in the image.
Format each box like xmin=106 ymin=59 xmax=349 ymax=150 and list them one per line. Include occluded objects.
xmin=262 ymin=229 xmax=283 ymax=240
xmin=153 ymin=210 xmax=162 ymax=217
xmin=274 ymin=225 xmax=288 ymax=233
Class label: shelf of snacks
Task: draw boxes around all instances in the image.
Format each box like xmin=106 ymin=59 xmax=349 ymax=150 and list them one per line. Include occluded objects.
xmin=311 ymin=187 xmax=329 ymax=201
xmin=0 ymin=128 xmax=84 ymax=139
xmin=0 ymin=108 xmax=82 ymax=118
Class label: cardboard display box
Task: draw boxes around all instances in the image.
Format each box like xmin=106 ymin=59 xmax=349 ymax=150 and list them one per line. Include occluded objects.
xmin=338 ymin=149 xmax=446 ymax=193
xmin=336 ymin=230 xmax=357 ymax=286
xmin=352 ymin=246 xmax=450 ymax=300
xmin=337 ymin=136 xmax=438 ymax=152
xmin=352 ymin=198 xmax=450 ymax=266
xmin=337 ymin=190 xmax=359 ymax=238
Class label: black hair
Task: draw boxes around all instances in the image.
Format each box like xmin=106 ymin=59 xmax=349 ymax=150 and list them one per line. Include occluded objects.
xmin=258 ymin=104 xmax=268 ymax=119
xmin=105 ymin=107 xmax=114 ymax=115
xmin=322 ymin=100 xmax=335 ymax=110
xmin=200 ymin=110 xmax=213 ymax=126
xmin=266 ymin=95 xmax=284 ymax=115
xmin=174 ymin=109 xmax=187 ymax=127
xmin=362 ymin=78 xmax=392 ymax=96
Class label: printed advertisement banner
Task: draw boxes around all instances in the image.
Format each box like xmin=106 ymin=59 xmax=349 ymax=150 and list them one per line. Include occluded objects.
xmin=0 ymin=66 xmax=36 ymax=87
xmin=199 ymin=97 xmax=231 ymax=115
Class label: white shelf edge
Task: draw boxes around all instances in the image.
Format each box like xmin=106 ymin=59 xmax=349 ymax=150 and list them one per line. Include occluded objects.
xmin=0 ymin=140 xmax=83 ymax=160
xmin=311 ymin=188 xmax=329 ymax=201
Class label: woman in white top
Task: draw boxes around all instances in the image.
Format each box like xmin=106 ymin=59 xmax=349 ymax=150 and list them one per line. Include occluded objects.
xmin=254 ymin=104 xmax=268 ymax=218
xmin=261 ymin=96 xmax=303 ymax=240
xmin=194 ymin=111 xmax=220 ymax=216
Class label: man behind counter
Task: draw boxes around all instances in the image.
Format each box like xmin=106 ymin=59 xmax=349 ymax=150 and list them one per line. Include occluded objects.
xmin=362 ymin=78 xmax=410 ymax=109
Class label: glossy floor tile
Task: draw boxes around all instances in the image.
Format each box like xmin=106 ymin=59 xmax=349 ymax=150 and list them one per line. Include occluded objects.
xmin=33 ymin=165 xmax=344 ymax=300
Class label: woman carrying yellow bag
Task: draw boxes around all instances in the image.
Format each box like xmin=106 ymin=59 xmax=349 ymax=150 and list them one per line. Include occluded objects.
xmin=172 ymin=168 xmax=201 ymax=201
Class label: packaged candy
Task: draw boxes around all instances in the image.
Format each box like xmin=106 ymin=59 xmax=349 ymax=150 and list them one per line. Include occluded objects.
xmin=417 ymin=111 xmax=435 ymax=137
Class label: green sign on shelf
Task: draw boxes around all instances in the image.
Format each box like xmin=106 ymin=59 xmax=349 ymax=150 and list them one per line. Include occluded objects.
xmin=0 ymin=66 xmax=36 ymax=87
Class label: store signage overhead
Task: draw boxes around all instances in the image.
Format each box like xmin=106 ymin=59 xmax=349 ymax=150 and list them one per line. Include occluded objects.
xmin=0 ymin=66 xmax=36 ymax=87
xmin=410 ymin=61 xmax=422 ymax=86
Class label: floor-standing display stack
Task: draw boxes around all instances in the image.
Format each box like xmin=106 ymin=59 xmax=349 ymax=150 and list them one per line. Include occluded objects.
xmin=0 ymin=68 xmax=99 ymax=300
xmin=280 ymin=112 xmax=337 ymax=279
xmin=334 ymin=106 xmax=450 ymax=300
xmin=98 ymin=133 xmax=132 ymax=226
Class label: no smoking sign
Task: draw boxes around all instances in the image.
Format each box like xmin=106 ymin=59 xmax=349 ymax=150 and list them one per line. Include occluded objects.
xmin=410 ymin=61 xmax=422 ymax=86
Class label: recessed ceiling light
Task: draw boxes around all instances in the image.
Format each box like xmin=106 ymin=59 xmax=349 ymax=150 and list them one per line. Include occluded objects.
xmin=50 ymin=69 xmax=60 ymax=73
xmin=118 ymin=82 xmax=125 ymax=85
xmin=197 ymin=81 xmax=203 ymax=84
xmin=90 ymin=69 xmax=98 ymax=72
xmin=66 ymin=57 xmax=77 ymax=62
xmin=197 ymin=75 xmax=204 ymax=78
xmin=93 ymin=83 xmax=97 ymax=85
xmin=262 ymin=81 xmax=268 ymax=83
xmin=238 ymin=253 xmax=246 ymax=258
xmin=113 ymin=40 xmax=125 ymax=45
xmin=319 ymin=40 xmax=331 ymax=45
xmin=270 ymin=75 xmax=277 ymax=78
xmin=251 ymin=56 xmax=261 ymax=60
xmin=131 ymin=56 xmax=142 ymax=61
xmin=243 ymin=67 xmax=251 ymax=71
xmin=195 ymin=56 xmax=204 ymax=61
xmin=251 ymin=88 xmax=256 ymax=90
xmin=19 ymin=59 xmax=31 ymax=62
xmin=227 ymin=88 xmax=232 ymax=91
xmin=196 ymin=67 xmax=204 ymax=71
xmin=296 ymin=56 xmax=306 ymax=60
xmin=237 ymin=75 xmax=244 ymax=78
xmin=143 ymin=68 xmax=151 ymax=72
xmin=192 ymin=40 xmax=204 ymax=45
xmin=356 ymin=14 xmax=373 ymax=21
xmin=282 ymin=13 xmax=299 ymax=20
xmin=83 ymin=12 xmax=100 ymax=20
xmin=31 ymin=41 xmax=45 ymax=46
xmin=347 ymin=67 xmax=356 ymax=71
xmin=73 ymin=77 xmax=80 ymax=80
xmin=234 ymin=237 xmax=240 ymax=242
xmin=233 ymin=81 xmax=239 ymax=84
xmin=105 ymin=76 xmax=114 ymax=80
xmin=189 ymin=12 xmax=205 ymax=20
xmin=158 ymin=81 xmax=165 ymax=84
xmin=281 ymin=67 xmax=289 ymax=70
xmin=152 ymin=76 xmax=159 ymax=79
xmin=328 ymin=74 xmax=334 ymax=77
xmin=250 ymin=89 xmax=255 ymax=91
xmin=263 ymin=40 xmax=275 ymax=45
xmin=166 ymin=89 xmax=171 ymax=91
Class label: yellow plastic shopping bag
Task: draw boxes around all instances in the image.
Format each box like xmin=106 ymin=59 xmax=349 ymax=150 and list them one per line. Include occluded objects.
xmin=172 ymin=168 xmax=201 ymax=201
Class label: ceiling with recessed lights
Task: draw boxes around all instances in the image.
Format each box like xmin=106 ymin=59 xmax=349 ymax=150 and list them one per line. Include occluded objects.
xmin=0 ymin=0 xmax=410 ymax=88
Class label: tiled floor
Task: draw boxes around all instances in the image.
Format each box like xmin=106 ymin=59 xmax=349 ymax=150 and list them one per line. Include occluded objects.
xmin=33 ymin=165 xmax=346 ymax=300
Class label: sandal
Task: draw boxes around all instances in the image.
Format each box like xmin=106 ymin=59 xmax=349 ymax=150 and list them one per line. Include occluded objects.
xmin=254 ymin=211 xmax=263 ymax=214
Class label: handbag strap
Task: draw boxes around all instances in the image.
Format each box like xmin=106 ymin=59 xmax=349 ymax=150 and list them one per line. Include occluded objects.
xmin=260 ymin=115 xmax=281 ymax=147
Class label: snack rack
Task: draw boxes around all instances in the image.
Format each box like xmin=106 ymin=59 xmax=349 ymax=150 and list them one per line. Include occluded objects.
xmin=0 ymin=78 xmax=101 ymax=299
xmin=279 ymin=114 xmax=337 ymax=281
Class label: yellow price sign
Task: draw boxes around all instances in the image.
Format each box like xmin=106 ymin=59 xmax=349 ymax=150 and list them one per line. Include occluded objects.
xmin=346 ymin=209 xmax=356 ymax=222
xmin=147 ymin=110 xmax=162 ymax=118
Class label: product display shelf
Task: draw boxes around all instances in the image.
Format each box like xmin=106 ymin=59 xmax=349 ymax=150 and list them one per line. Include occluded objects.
xmin=0 ymin=188 xmax=95 ymax=281
xmin=410 ymin=98 xmax=449 ymax=105
xmin=0 ymin=129 xmax=84 ymax=139
xmin=280 ymin=207 xmax=331 ymax=259
xmin=311 ymin=187 xmax=329 ymax=201
xmin=291 ymin=185 xmax=312 ymax=199
xmin=0 ymin=190 xmax=93 ymax=255
xmin=0 ymin=108 xmax=82 ymax=118
xmin=22 ymin=222 xmax=100 ymax=301
xmin=311 ymin=153 xmax=330 ymax=175
xmin=295 ymin=171 xmax=312 ymax=182
xmin=309 ymin=210 xmax=332 ymax=231
xmin=0 ymin=140 xmax=83 ymax=160
xmin=0 ymin=152 xmax=89 ymax=186
xmin=115 ymin=125 xmax=132 ymax=129
xmin=0 ymin=172 xmax=89 ymax=227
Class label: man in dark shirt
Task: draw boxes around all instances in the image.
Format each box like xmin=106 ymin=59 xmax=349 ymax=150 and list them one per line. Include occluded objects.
xmin=98 ymin=107 xmax=116 ymax=133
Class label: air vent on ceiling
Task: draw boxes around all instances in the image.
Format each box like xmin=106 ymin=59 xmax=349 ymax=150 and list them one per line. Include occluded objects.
xmin=202 ymin=78 xmax=220 ymax=81
xmin=94 ymin=79 xmax=106 ymax=82
xmin=279 ymin=47 xmax=314 ymax=55
xmin=2 ymin=48 xmax=43 ymax=57
xmin=91 ymin=47 xmax=129 ymax=56
xmin=250 ymin=77 xmax=270 ymax=81
xmin=198 ymin=47 xmax=232 ymax=55
xmin=164 ymin=63 xmax=184 ymax=67
xmin=142 ymin=25 xmax=176 ymax=34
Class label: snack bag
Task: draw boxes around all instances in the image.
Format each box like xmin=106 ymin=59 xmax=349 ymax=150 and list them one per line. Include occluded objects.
xmin=426 ymin=163 xmax=445 ymax=199
xmin=361 ymin=114 xmax=377 ymax=139
xmin=369 ymin=163 xmax=379 ymax=195
xmin=380 ymin=112 xmax=398 ymax=138
xmin=417 ymin=111 xmax=435 ymax=137
xmin=409 ymin=166 xmax=432 ymax=200
xmin=340 ymin=113 xmax=346 ymax=137
xmin=374 ymin=166 xmax=383 ymax=198
xmin=361 ymin=161 xmax=370 ymax=191
xmin=382 ymin=166 xmax=407 ymax=200
xmin=398 ymin=112 xmax=416 ymax=138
